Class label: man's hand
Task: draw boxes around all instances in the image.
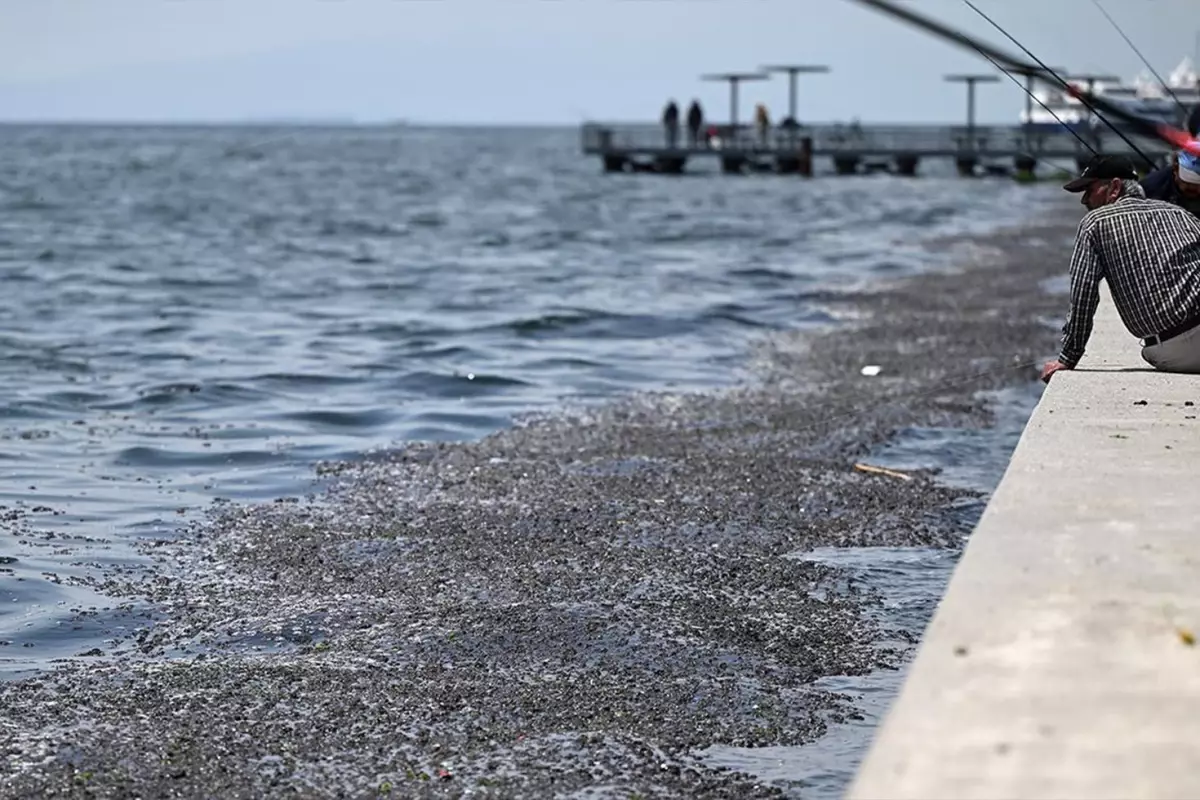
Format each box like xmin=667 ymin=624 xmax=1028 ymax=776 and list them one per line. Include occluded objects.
xmin=1041 ymin=360 xmax=1071 ymax=383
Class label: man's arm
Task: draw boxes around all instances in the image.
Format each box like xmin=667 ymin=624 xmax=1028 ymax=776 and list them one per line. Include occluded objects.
xmin=1056 ymin=220 xmax=1104 ymax=368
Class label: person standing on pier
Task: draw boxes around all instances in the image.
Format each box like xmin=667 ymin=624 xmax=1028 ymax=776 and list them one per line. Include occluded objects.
xmin=1042 ymin=154 xmax=1200 ymax=381
xmin=686 ymin=100 xmax=704 ymax=148
xmin=1140 ymin=106 xmax=1200 ymax=219
xmin=662 ymin=100 xmax=680 ymax=149
xmin=754 ymin=103 xmax=771 ymax=148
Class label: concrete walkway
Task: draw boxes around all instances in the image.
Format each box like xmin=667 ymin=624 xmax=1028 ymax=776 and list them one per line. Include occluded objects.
xmin=848 ymin=286 xmax=1200 ymax=800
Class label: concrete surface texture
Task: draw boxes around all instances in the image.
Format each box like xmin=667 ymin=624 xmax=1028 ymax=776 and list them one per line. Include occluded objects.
xmin=847 ymin=285 xmax=1200 ymax=800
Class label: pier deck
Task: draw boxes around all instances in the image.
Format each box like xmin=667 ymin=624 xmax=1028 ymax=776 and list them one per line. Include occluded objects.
xmin=581 ymin=122 xmax=1170 ymax=176
xmin=847 ymin=286 xmax=1200 ymax=799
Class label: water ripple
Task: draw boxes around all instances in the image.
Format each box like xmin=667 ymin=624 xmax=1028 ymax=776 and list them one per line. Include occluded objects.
xmin=0 ymin=123 xmax=1061 ymax=677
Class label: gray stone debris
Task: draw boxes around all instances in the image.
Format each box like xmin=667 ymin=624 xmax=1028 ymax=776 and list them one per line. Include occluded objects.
xmin=0 ymin=211 xmax=1078 ymax=798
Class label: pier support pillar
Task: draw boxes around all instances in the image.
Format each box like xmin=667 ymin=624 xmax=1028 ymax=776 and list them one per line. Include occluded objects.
xmin=655 ymin=155 xmax=687 ymax=175
xmin=955 ymin=156 xmax=978 ymax=177
xmin=798 ymin=137 xmax=813 ymax=177
xmin=833 ymin=156 xmax=860 ymax=176
xmin=602 ymin=155 xmax=627 ymax=173
xmin=721 ymin=156 xmax=746 ymax=175
xmin=894 ymin=154 xmax=920 ymax=177
xmin=1013 ymin=154 xmax=1038 ymax=181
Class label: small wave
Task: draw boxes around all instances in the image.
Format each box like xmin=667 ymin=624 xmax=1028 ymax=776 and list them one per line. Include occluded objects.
xmin=43 ymin=390 xmax=110 ymax=407
xmin=407 ymin=210 xmax=446 ymax=228
xmin=506 ymin=310 xmax=611 ymax=335
xmin=95 ymin=381 xmax=269 ymax=410
xmin=317 ymin=218 xmax=409 ymax=238
xmin=248 ymin=372 xmax=364 ymax=390
xmin=869 ymin=260 xmax=912 ymax=274
xmin=391 ymin=370 xmax=531 ymax=398
xmin=279 ymin=241 xmax=354 ymax=260
xmin=519 ymin=356 xmax=604 ymax=370
xmin=1 ymin=196 xmax=58 ymax=212
xmin=501 ymin=309 xmax=694 ymax=341
xmin=138 ymin=201 xmax=191 ymax=224
xmin=158 ymin=275 xmax=257 ymax=291
xmin=761 ymin=236 xmax=803 ymax=248
xmin=703 ymin=303 xmax=771 ymax=328
xmin=820 ymin=249 xmax=876 ymax=266
xmin=112 ymin=445 xmax=282 ymax=468
xmin=404 ymin=410 xmax=511 ymax=436
xmin=727 ymin=267 xmax=806 ymax=282
xmin=136 ymin=351 xmax=197 ymax=364
xmin=640 ymin=224 xmax=765 ymax=244
xmin=477 ymin=232 xmax=510 ymax=247
xmin=0 ymin=404 xmax=59 ymax=422
xmin=874 ymin=205 xmax=959 ymax=228
xmin=395 ymin=342 xmax=473 ymax=359
xmin=357 ymin=280 xmax=426 ymax=293
xmin=138 ymin=323 xmax=190 ymax=337
xmin=278 ymin=407 xmax=395 ymax=429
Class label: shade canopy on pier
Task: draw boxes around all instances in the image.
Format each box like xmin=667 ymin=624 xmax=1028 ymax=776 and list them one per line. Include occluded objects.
xmin=700 ymin=71 xmax=770 ymax=130
xmin=759 ymin=64 xmax=830 ymax=123
xmin=943 ymin=73 xmax=999 ymax=134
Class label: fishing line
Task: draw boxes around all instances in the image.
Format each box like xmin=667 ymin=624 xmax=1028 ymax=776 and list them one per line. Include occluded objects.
xmin=959 ymin=0 xmax=1158 ymax=169
xmin=1090 ymin=0 xmax=1187 ymax=119
xmin=850 ymin=0 xmax=1197 ymax=157
xmin=967 ymin=43 xmax=1099 ymax=158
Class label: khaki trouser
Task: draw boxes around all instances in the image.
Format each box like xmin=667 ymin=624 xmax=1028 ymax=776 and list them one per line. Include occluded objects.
xmin=1142 ymin=321 xmax=1200 ymax=373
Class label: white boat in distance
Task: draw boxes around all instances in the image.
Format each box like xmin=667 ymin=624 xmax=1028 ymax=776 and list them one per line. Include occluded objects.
xmin=1022 ymin=56 xmax=1200 ymax=131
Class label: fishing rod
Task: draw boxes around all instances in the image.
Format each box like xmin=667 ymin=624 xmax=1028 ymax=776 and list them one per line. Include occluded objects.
xmin=968 ymin=40 xmax=1099 ymax=159
xmin=1090 ymin=0 xmax=1187 ymax=120
xmin=845 ymin=0 xmax=1200 ymax=159
xmin=959 ymin=0 xmax=1156 ymax=169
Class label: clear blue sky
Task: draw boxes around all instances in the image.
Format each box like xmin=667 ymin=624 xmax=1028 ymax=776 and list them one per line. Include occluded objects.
xmin=0 ymin=0 xmax=1195 ymax=124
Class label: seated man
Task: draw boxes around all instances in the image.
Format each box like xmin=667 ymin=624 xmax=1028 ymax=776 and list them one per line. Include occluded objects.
xmin=1139 ymin=105 xmax=1200 ymax=218
xmin=1042 ymin=154 xmax=1200 ymax=382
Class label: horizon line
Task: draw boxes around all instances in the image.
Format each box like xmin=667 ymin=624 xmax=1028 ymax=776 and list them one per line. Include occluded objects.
xmin=0 ymin=115 xmax=1025 ymax=128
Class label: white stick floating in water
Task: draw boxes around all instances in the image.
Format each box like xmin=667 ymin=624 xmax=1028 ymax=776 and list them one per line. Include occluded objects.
xmin=853 ymin=463 xmax=913 ymax=481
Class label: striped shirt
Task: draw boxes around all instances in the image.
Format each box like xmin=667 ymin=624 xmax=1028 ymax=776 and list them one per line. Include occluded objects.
xmin=1058 ymin=189 xmax=1200 ymax=367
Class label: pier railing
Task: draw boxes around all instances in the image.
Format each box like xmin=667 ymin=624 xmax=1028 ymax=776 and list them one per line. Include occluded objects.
xmin=580 ymin=121 xmax=1166 ymax=160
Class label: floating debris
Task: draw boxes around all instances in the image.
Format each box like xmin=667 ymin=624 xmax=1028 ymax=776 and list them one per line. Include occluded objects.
xmin=853 ymin=463 xmax=913 ymax=481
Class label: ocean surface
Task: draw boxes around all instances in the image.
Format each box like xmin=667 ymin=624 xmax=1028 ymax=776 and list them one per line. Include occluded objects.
xmin=1 ymin=124 xmax=1059 ymax=789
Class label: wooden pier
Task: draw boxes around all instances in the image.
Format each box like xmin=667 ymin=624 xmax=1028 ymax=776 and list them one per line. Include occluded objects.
xmin=580 ymin=121 xmax=1171 ymax=177
xmin=581 ymin=63 xmax=1176 ymax=177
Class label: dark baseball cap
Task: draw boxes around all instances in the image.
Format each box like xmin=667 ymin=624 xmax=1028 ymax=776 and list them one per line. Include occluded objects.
xmin=1063 ymin=154 xmax=1139 ymax=192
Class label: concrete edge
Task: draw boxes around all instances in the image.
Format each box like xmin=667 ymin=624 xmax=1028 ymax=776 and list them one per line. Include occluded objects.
xmin=845 ymin=285 xmax=1200 ymax=800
